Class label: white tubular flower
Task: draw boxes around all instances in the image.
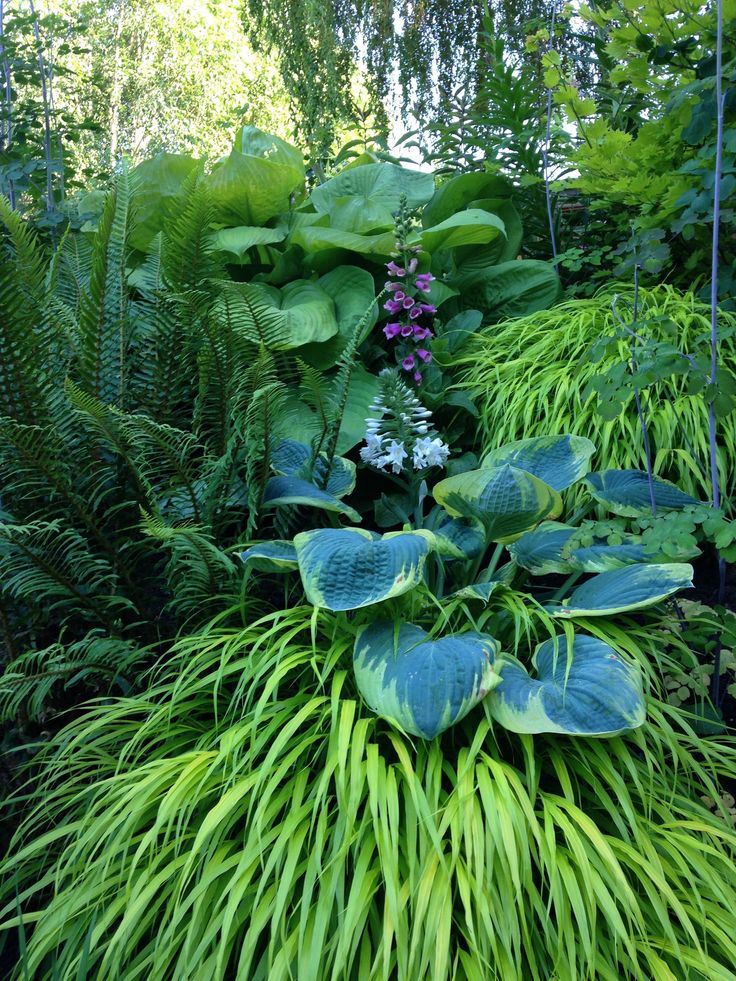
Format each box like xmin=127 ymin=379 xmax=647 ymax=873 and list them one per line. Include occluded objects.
xmin=360 ymin=433 xmax=385 ymax=463
xmin=381 ymin=439 xmax=408 ymax=474
xmin=413 ymin=436 xmax=450 ymax=470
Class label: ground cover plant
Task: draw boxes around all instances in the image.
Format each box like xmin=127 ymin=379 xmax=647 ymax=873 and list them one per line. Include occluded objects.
xmin=2 ymin=0 xmax=736 ymax=977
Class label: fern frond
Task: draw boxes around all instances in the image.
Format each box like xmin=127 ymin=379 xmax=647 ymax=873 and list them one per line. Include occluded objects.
xmin=0 ymin=196 xmax=54 ymax=424
xmin=244 ymin=381 xmax=289 ymax=535
xmin=318 ymin=289 xmax=384 ymax=488
xmin=141 ymin=512 xmax=240 ymax=624
xmin=0 ymin=633 xmax=145 ymax=724
xmin=76 ymin=172 xmax=134 ymax=408
xmin=0 ymin=520 xmax=134 ymax=630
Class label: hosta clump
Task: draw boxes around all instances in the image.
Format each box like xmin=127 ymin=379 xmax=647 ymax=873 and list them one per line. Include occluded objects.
xmin=243 ymin=433 xmax=700 ymax=742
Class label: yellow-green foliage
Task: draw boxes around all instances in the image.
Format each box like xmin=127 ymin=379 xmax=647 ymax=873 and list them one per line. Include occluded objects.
xmin=2 ymin=608 xmax=736 ymax=979
xmin=458 ymin=285 xmax=736 ymax=505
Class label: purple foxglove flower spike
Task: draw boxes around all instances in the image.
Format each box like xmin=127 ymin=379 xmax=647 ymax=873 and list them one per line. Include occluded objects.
xmin=407 ymin=258 xmax=418 ymax=274
xmin=413 ymin=371 xmax=423 ymax=383
xmin=402 ymin=354 xmax=416 ymax=370
xmin=417 ymin=348 xmax=432 ymax=364
xmin=402 ymin=296 xmax=415 ymax=309
xmin=409 ymin=307 xmax=422 ymax=320
xmin=386 ymin=261 xmax=406 ymax=277
xmin=384 ymin=299 xmax=403 ymax=314
xmin=400 ymin=324 xmax=413 ymax=337
xmin=383 ymin=322 xmax=401 ymax=339
xmin=419 ymin=303 xmax=437 ymax=315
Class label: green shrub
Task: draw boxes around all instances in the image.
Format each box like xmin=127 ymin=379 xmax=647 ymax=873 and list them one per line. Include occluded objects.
xmin=2 ymin=608 xmax=735 ymax=980
xmin=458 ymin=285 xmax=736 ymax=506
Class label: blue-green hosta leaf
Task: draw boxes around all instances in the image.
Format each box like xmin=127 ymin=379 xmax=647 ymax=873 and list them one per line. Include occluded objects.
xmin=433 ymin=516 xmax=485 ymax=560
xmin=294 ymin=528 xmax=435 ymax=610
xmin=309 ymin=162 xmax=435 ymax=215
xmin=554 ymin=563 xmax=694 ymax=618
xmin=481 ymin=435 xmax=596 ymax=492
xmin=433 ymin=465 xmax=559 ymax=541
xmin=239 ymin=541 xmax=298 ymax=572
xmin=418 ymin=209 xmax=506 ymax=253
xmin=508 ymin=522 xmax=577 ymax=574
xmin=263 ymin=476 xmax=361 ymax=522
xmin=270 ymin=440 xmax=356 ymax=498
xmin=569 ymin=542 xmax=651 ymax=572
xmin=353 ymin=621 xmax=501 ymax=738
xmin=488 ymin=634 xmax=645 ymax=735
xmin=586 ymin=470 xmax=699 ymax=516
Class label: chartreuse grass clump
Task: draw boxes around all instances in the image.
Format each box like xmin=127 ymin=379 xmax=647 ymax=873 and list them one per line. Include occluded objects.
xmin=2 ymin=608 xmax=736 ymax=980
xmin=457 ymin=285 xmax=736 ymax=503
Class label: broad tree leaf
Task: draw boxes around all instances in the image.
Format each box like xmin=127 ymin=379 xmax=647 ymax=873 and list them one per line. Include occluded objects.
xmin=433 ymin=464 xmax=559 ymax=541
xmin=481 ymin=435 xmax=596 ymax=491
xmin=294 ymin=528 xmax=435 ymax=610
xmin=488 ymin=634 xmax=645 ymax=735
xmin=554 ymin=562 xmax=694 ymax=617
xmin=263 ymin=476 xmax=361 ymax=522
xmin=418 ymin=209 xmax=506 ymax=253
xmin=309 ymin=162 xmax=435 ymax=214
xmin=353 ymin=620 xmax=501 ymax=738
xmin=239 ymin=541 xmax=298 ymax=572
xmin=422 ymin=173 xmax=514 ymax=226
xmin=586 ymin=470 xmax=700 ymax=516
xmin=450 ymin=259 xmax=561 ymax=321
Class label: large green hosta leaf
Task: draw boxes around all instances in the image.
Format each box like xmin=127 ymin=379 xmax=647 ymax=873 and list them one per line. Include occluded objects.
xmin=418 ymin=209 xmax=506 ymax=253
xmin=129 ymin=153 xmax=199 ymax=251
xmin=211 ymin=225 xmax=286 ymax=261
xmin=353 ymin=621 xmax=501 ymax=738
xmin=309 ymin=162 xmax=435 ymax=215
xmin=450 ymin=259 xmax=561 ymax=321
xmin=289 ymin=225 xmax=395 ymax=259
xmin=206 ymin=127 xmax=304 ymax=226
xmin=586 ymin=470 xmax=699 ymax=516
xmin=297 ymin=266 xmax=378 ymax=369
xmin=294 ymin=528 xmax=435 ymax=610
xmin=422 ymin=173 xmax=514 ymax=226
xmin=488 ymin=634 xmax=645 ymax=735
xmin=225 ymin=281 xmax=338 ymax=349
xmin=554 ymin=563 xmax=693 ymax=617
xmin=433 ymin=465 xmax=559 ymax=541
xmin=481 ymin=435 xmax=596 ymax=492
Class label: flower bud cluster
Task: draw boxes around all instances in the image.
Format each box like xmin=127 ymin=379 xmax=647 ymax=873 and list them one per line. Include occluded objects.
xmin=360 ymin=369 xmax=450 ymax=475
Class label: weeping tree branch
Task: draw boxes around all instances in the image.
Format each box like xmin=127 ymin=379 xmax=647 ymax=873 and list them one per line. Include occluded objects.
xmin=542 ymin=1 xmax=558 ymax=258
xmin=0 ymin=0 xmax=15 ymax=207
xmin=27 ymin=0 xmax=55 ymax=212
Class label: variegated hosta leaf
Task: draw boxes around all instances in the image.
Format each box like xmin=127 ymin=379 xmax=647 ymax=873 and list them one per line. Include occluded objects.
xmin=433 ymin=464 xmax=559 ymax=541
xmin=262 ymin=476 xmax=361 ymax=522
xmin=508 ymin=522 xmax=577 ymax=575
xmin=480 ymin=435 xmax=596 ymax=492
xmin=353 ymin=621 xmax=501 ymax=738
xmin=488 ymin=634 xmax=645 ymax=735
xmin=270 ymin=439 xmax=356 ymax=498
xmin=509 ymin=522 xmax=685 ymax=574
xmin=293 ymin=528 xmax=435 ymax=610
xmin=448 ymin=581 xmax=506 ymax=603
xmin=554 ymin=562 xmax=693 ymax=618
xmin=433 ymin=515 xmax=485 ymax=560
xmin=586 ymin=469 xmax=699 ymax=516
xmin=239 ymin=540 xmax=298 ymax=572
